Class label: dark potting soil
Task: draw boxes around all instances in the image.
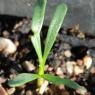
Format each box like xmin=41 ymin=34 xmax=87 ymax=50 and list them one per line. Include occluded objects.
xmin=0 ymin=15 xmax=95 ymax=95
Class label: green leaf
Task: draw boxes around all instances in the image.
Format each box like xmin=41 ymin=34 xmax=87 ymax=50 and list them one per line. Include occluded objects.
xmin=42 ymin=74 xmax=81 ymax=89
xmin=8 ymin=73 xmax=39 ymax=87
xmin=31 ymin=0 xmax=47 ymax=33
xmin=31 ymin=0 xmax=47 ymax=63
xmin=43 ymin=3 xmax=67 ymax=62
xmin=31 ymin=33 xmax=42 ymax=63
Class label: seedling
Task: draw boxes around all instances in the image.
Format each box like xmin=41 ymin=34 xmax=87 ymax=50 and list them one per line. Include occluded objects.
xmin=8 ymin=0 xmax=86 ymax=94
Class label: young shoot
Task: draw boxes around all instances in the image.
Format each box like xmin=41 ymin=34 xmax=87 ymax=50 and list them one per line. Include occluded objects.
xmin=8 ymin=0 xmax=86 ymax=94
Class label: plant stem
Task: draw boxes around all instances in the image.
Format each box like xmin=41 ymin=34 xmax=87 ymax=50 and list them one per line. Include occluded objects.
xmin=38 ymin=59 xmax=46 ymax=87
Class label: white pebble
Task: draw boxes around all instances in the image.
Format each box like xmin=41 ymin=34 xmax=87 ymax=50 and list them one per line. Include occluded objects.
xmin=77 ymin=59 xmax=83 ymax=66
xmin=39 ymin=80 xmax=49 ymax=95
xmin=66 ymin=61 xmax=76 ymax=75
xmin=64 ymin=50 xmax=72 ymax=58
xmin=26 ymin=90 xmax=33 ymax=95
xmin=74 ymin=65 xmax=84 ymax=75
xmin=56 ymin=67 xmax=63 ymax=75
xmin=0 ymin=37 xmax=16 ymax=55
xmin=0 ymin=85 xmax=8 ymax=95
xmin=7 ymin=88 xmax=15 ymax=95
xmin=22 ymin=61 xmax=35 ymax=72
xmin=76 ymin=86 xmax=87 ymax=95
xmin=83 ymin=55 xmax=92 ymax=69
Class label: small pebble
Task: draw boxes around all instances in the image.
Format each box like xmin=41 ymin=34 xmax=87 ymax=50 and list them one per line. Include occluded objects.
xmin=0 ymin=37 xmax=16 ymax=55
xmin=83 ymin=55 xmax=92 ymax=69
xmin=48 ymin=67 xmax=54 ymax=72
xmin=0 ymin=77 xmax=6 ymax=84
xmin=64 ymin=50 xmax=72 ymax=58
xmin=39 ymin=80 xmax=49 ymax=94
xmin=76 ymin=86 xmax=87 ymax=95
xmin=13 ymin=21 xmax=23 ymax=30
xmin=66 ymin=61 xmax=76 ymax=75
xmin=88 ymin=49 xmax=95 ymax=57
xmin=74 ymin=24 xmax=80 ymax=32
xmin=22 ymin=61 xmax=35 ymax=72
xmin=62 ymin=43 xmax=71 ymax=50
xmin=62 ymin=91 xmax=70 ymax=95
xmin=9 ymin=73 xmax=16 ymax=79
xmin=77 ymin=32 xmax=85 ymax=39
xmin=56 ymin=67 xmax=63 ymax=76
xmin=20 ymin=90 xmax=25 ymax=95
xmin=0 ymin=85 xmax=8 ymax=95
xmin=2 ymin=30 xmax=9 ymax=38
xmin=45 ymin=64 xmax=49 ymax=71
xmin=18 ymin=19 xmax=31 ymax=34
xmin=67 ymin=24 xmax=79 ymax=36
xmin=54 ymin=53 xmax=58 ymax=58
xmin=90 ymin=67 xmax=95 ymax=74
xmin=74 ymin=65 xmax=84 ymax=75
xmin=51 ymin=60 xmax=61 ymax=70
xmin=14 ymin=40 xmax=19 ymax=47
xmin=59 ymin=84 xmax=65 ymax=90
xmin=61 ymin=63 xmax=67 ymax=73
xmin=26 ymin=90 xmax=33 ymax=95
xmin=77 ymin=59 xmax=83 ymax=66
xmin=58 ymin=55 xmax=63 ymax=60
xmin=7 ymin=88 xmax=15 ymax=95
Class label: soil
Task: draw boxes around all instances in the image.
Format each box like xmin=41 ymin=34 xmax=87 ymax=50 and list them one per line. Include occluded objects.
xmin=0 ymin=15 xmax=95 ymax=95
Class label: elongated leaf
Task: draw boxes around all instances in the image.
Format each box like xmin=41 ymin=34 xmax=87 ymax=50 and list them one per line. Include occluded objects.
xmin=32 ymin=0 xmax=47 ymax=33
xmin=31 ymin=0 xmax=47 ymax=63
xmin=43 ymin=3 xmax=67 ymax=61
xmin=31 ymin=33 xmax=42 ymax=63
xmin=42 ymin=74 xmax=80 ymax=89
xmin=8 ymin=73 xmax=39 ymax=87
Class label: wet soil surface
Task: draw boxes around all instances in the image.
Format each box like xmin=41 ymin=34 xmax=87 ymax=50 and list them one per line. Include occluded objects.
xmin=0 ymin=15 xmax=95 ymax=95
